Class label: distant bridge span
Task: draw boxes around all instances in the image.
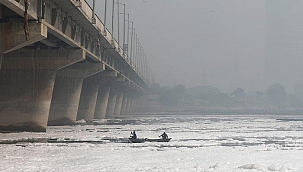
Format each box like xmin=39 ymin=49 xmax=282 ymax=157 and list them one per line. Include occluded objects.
xmin=0 ymin=0 xmax=151 ymax=132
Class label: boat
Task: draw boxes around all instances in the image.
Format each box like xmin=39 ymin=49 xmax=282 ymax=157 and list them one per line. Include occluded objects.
xmin=128 ymin=138 xmax=146 ymax=143
xmin=145 ymin=138 xmax=171 ymax=142
xmin=128 ymin=138 xmax=172 ymax=143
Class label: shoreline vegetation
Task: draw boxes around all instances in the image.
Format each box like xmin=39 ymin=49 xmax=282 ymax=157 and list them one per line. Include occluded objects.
xmin=136 ymin=106 xmax=303 ymax=116
xmin=137 ymin=83 xmax=303 ymax=115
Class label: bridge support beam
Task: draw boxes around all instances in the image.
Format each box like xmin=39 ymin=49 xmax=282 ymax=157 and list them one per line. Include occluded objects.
xmin=125 ymin=92 xmax=140 ymax=115
xmin=105 ymin=76 xmax=126 ymax=117
xmin=114 ymin=90 xmax=124 ymax=116
xmin=120 ymin=92 xmax=129 ymax=115
xmin=106 ymin=88 xmax=117 ymax=117
xmin=125 ymin=94 xmax=133 ymax=115
xmin=132 ymin=96 xmax=139 ymax=113
xmin=48 ymin=61 xmax=104 ymax=126
xmin=93 ymin=71 xmax=117 ymax=120
xmin=0 ymin=22 xmax=47 ymax=54
xmin=0 ymin=5 xmax=3 ymax=20
xmin=129 ymin=95 xmax=136 ymax=114
xmin=94 ymin=86 xmax=110 ymax=120
xmin=76 ymin=72 xmax=103 ymax=123
xmin=76 ymin=75 xmax=99 ymax=123
xmin=0 ymin=49 xmax=84 ymax=132
xmin=48 ymin=77 xmax=83 ymax=125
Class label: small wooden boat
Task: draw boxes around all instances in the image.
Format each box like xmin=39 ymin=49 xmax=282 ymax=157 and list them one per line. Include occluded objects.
xmin=145 ymin=138 xmax=171 ymax=142
xmin=128 ymin=138 xmax=146 ymax=143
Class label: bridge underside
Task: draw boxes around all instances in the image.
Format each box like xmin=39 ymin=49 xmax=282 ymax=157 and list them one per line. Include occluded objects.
xmin=0 ymin=0 xmax=147 ymax=132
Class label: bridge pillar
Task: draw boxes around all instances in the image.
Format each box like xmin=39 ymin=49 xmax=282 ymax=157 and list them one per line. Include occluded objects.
xmin=133 ymin=96 xmax=139 ymax=113
xmin=106 ymin=88 xmax=117 ymax=117
xmin=128 ymin=93 xmax=140 ymax=115
xmin=76 ymin=74 xmax=100 ymax=123
xmin=48 ymin=77 xmax=82 ymax=126
xmin=94 ymin=71 xmax=117 ymax=120
xmin=48 ymin=61 xmax=104 ymax=126
xmin=130 ymin=96 xmax=135 ymax=114
xmin=76 ymin=67 xmax=112 ymax=123
xmin=129 ymin=95 xmax=137 ymax=114
xmin=125 ymin=94 xmax=133 ymax=115
xmin=105 ymin=76 xmax=126 ymax=117
xmin=0 ymin=5 xmax=3 ymax=20
xmin=120 ymin=92 xmax=129 ymax=115
xmin=114 ymin=90 xmax=124 ymax=116
xmin=94 ymin=86 xmax=110 ymax=119
xmin=0 ymin=49 xmax=84 ymax=132
xmin=94 ymin=85 xmax=110 ymax=119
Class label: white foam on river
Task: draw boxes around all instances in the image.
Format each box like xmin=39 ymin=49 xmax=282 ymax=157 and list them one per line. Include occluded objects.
xmin=0 ymin=114 xmax=302 ymax=172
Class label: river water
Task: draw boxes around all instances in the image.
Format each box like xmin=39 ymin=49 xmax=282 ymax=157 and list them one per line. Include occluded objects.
xmin=0 ymin=114 xmax=303 ymax=172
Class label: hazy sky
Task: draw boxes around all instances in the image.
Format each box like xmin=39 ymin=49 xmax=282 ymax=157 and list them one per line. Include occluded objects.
xmin=89 ymin=0 xmax=303 ymax=93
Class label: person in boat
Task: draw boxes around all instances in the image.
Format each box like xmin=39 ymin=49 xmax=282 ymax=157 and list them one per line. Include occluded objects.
xmin=130 ymin=131 xmax=137 ymax=139
xmin=160 ymin=132 xmax=168 ymax=139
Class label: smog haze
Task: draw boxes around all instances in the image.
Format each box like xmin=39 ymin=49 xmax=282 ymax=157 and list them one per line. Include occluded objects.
xmin=90 ymin=0 xmax=303 ymax=94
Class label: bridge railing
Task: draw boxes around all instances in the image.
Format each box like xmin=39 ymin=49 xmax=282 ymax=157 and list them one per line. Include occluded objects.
xmin=67 ymin=0 xmax=149 ymax=89
xmin=0 ymin=0 xmax=151 ymax=88
xmin=77 ymin=0 xmax=150 ymax=86
xmin=73 ymin=1 xmax=135 ymax=68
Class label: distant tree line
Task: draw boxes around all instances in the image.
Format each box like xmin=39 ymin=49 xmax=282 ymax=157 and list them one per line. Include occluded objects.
xmin=150 ymin=82 xmax=303 ymax=108
xmin=151 ymin=83 xmax=187 ymax=106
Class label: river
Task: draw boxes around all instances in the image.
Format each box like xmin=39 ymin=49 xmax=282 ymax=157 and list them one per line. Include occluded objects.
xmin=0 ymin=114 xmax=302 ymax=172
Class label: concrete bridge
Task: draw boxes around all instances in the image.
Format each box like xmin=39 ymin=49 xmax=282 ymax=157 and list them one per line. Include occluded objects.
xmin=0 ymin=0 xmax=151 ymax=132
